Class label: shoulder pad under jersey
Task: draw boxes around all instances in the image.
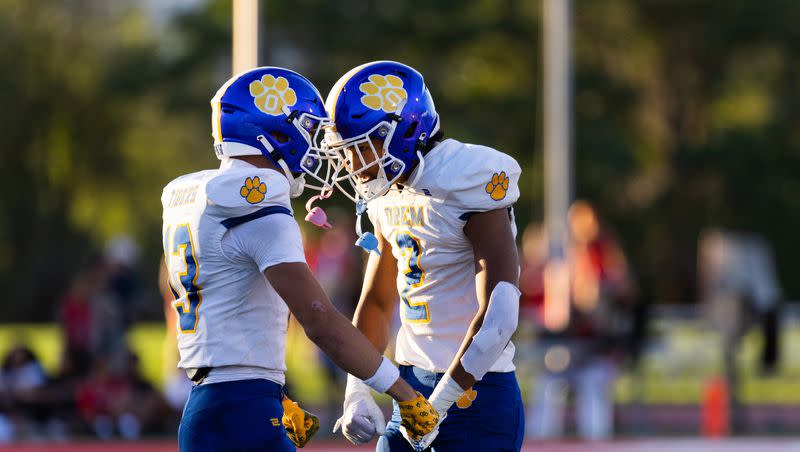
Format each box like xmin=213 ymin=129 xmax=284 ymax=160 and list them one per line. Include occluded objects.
xmin=205 ymin=167 xmax=293 ymax=227
xmin=427 ymin=140 xmax=521 ymax=216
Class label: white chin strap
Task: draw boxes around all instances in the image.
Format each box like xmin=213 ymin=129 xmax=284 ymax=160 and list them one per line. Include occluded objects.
xmin=258 ymin=135 xmax=306 ymax=198
xmin=214 ymin=141 xmax=262 ymax=159
xmin=287 ymin=173 xmax=306 ymax=198
xmin=403 ymin=151 xmax=426 ymax=188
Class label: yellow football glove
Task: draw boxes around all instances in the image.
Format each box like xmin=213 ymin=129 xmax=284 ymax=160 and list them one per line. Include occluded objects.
xmin=397 ymin=391 xmax=440 ymax=441
xmin=282 ymin=397 xmax=320 ymax=448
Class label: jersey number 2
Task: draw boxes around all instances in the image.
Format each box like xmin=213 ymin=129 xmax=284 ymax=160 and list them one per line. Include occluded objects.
xmin=165 ymin=224 xmax=203 ymax=334
xmin=396 ymin=232 xmax=430 ymax=323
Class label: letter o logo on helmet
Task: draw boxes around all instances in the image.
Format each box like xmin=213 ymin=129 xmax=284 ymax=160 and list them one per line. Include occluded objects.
xmin=359 ymin=74 xmax=407 ymax=113
xmin=248 ymin=74 xmax=297 ymax=116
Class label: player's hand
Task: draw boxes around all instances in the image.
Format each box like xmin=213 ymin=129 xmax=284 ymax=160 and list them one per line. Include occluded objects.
xmin=402 ymin=420 xmax=443 ymax=452
xmin=282 ymin=397 xmax=320 ymax=448
xmin=334 ymin=377 xmax=386 ymax=445
xmin=397 ymin=391 xmax=440 ymax=451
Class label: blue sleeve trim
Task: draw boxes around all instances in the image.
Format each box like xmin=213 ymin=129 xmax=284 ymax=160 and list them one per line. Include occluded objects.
xmin=221 ymin=205 xmax=292 ymax=229
xmin=458 ymin=206 xmax=513 ymax=222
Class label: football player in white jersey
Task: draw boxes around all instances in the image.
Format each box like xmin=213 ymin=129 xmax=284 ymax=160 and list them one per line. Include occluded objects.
xmin=324 ymin=61 xmax=524 ymax=451
xmin=162 ymin=67 xmax=439 ymax=452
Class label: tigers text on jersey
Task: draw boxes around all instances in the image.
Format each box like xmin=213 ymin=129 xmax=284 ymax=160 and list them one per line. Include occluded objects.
xmin=366 ymin=138 xmax=521 ymax=373
xmin=161 ymin=158 xmax=305 ymax=385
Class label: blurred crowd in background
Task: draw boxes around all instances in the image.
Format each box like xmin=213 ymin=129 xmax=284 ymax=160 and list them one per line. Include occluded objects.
xmin=0 ymin=237 xmax=174 ymax=441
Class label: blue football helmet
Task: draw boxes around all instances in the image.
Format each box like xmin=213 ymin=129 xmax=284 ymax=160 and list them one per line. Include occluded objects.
xmin=211 ymin=67 xmax=335 ymax=197
xmin=324 ymin=61 xmax=440 ymax=201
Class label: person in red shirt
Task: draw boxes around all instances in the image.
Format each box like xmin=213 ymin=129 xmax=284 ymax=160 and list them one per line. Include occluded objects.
xmin=59 ymin=259 xmax=107 ymax=359
xmin=525 ymin=200 xmax=637 ymax=440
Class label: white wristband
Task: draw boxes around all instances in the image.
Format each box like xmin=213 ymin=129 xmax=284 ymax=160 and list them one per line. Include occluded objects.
xmin=428 ymin=374 xmax=466 ymax=416
xmin=362 ymin=356 xmax=400 ymax=394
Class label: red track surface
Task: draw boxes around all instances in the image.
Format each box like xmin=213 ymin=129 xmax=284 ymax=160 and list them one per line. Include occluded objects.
xmin=2 ymin=439 xmax=800 ymax=452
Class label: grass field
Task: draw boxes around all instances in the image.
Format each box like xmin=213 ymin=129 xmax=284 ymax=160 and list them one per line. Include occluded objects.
xmin=3 ymin=319 xmax=800 ymax=406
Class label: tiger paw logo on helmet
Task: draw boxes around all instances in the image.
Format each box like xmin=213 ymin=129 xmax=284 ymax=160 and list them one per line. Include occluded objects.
xmin=359 ymin=74 xmax=408 ymax=112
xmin=249 ymin=75 xmax=297 ymax=116
xmin=456 ymin=387 xmax=477 ymax=409
xmin=485 ymin=171 xmax=510 ymax=201
xmin=240 ymin=176 xmax=267 ymax=204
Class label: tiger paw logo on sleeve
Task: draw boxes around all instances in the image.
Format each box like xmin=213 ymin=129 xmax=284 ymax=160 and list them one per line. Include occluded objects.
xmin=456 ymin=387 xmax=477 ymax=409
xmin=485 ymin=171 xmax=510 ymax=201
xmin=249 ymin=75 xmax=297 ymax=116
xmin=240 ymin=176 xmax=267 ymax=204
xmin=359 ymin=74 xmax=408 ymax=112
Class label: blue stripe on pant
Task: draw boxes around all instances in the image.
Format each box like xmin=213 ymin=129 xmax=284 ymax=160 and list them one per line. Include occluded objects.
xmin=179 ymin=378 xmax=295 ymax=452
xmin=378 ymin=366 xmax=524 ymax=452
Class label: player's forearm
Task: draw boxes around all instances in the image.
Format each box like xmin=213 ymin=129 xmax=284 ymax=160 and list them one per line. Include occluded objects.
xmin=304 ymin=308 xmax=384 ymax=379
xmin=432 ymin=270 xmax=520 ymax=417
xmin=445 ymin=259 xmax=519 ymax=389
xmin=352 ymin=298 xmax=393 ymax=352
xmin=446 ymin=321 xmax=482 ymax=389
xmin=444 ymin=271 xmax=490 ymax=389
xmin=351 ymin=234 xmax=398 ymax=353
xmin=308 ymin=317 xmax=415 ymax=402
xmin=451 ymin=208 xmax=520 ymax=384
xmin=266 ymin=263 xmax=400 ymax=388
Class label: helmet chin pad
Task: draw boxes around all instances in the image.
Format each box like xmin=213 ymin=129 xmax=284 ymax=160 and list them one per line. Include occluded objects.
xmin=327 ymin=121 xmax=406 ymax=202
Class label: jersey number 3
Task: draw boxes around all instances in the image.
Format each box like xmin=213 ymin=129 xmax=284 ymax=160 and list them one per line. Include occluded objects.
xmin=396 ymin=232 xmax=430 ymax=323
xmin=164 ymin=224 xmax=203 ymax=334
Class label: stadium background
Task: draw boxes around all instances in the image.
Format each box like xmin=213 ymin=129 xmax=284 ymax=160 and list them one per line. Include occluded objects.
xmin=1 ymin=0 xmax=799 ymax=450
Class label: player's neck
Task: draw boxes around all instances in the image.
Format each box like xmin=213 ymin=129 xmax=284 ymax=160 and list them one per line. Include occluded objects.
xmin=395 ymin=140 xmax=439 ymax=188
xmin=396 ymin=172 xmax=411 ymax=185
xmin=395 ymin=155 xmax=425 ymax=187
xmin=232 ymin=155 xmax=280 ymax=172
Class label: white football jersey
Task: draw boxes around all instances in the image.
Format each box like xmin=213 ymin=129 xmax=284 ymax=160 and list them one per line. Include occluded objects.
xmin=366 ymin=139 xmax=521 ymax=373
xmin=161 ymin=158 xmax=305 ymax=385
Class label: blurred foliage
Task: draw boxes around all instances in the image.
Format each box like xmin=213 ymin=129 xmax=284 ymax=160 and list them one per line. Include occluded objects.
xmin=0 ymin=0 xmax=222 ymax=320
xmin=0 ymin=0 xmax=798 ymax=320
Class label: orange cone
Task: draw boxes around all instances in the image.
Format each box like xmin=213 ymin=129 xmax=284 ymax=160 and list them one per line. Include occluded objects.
xmin=701 ymin=376 xmax=729 ymax=437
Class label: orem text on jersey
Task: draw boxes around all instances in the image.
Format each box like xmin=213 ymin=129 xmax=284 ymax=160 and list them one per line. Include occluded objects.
xmin=384 ymin=206 xmax=426 ymax=227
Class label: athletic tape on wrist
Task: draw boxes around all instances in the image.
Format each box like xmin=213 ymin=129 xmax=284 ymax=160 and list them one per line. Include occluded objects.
xmin=362 ymin=356 xmax=399 ymax=394
xmin=429 ymin=374 xmax=465 ymax=416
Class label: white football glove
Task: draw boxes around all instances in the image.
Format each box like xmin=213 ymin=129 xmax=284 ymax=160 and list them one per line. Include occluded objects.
xmin=333 ymin=375 xmax=386 ymax=445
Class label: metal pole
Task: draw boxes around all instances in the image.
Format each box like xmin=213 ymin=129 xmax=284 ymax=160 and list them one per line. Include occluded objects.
xmin=542 ymin=0 xmax=573 ymax=331
xmin=232 ymin=0 xmax=260 ymax=75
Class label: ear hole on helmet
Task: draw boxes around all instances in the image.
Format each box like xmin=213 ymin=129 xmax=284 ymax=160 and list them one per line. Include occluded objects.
xmin=403 ymin=121 xmax=419 ymax=139
xmin=270 ymin=131 xmax=290 ymax=143
xmin=220 ymin=103 xmax=245 ymax=114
